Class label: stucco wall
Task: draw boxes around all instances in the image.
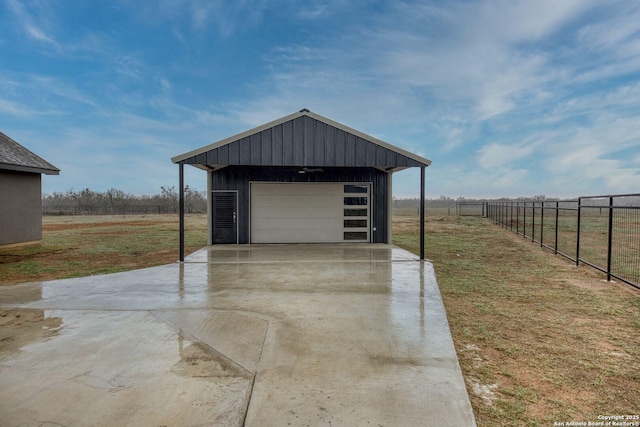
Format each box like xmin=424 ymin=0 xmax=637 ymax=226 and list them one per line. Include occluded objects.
xmin=0 ymin=170 xmax=42 ymax=246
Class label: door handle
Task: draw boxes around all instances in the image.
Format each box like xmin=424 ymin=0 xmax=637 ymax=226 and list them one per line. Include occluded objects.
xmin=233 ymin=212 xmax=237 ymax=223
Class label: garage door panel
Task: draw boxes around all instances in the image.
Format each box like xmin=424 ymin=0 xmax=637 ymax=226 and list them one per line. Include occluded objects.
xmin=252 ymin=194 xmax=343 ymax=208
xmin=252 ymin=205 xmax=342 ymax=219
xmin=250 ymin=182 xmax=369 ymax=244
xmin=252 ymin=229 xmax=343 ymax=243
xmin=252 ymin=217 xmax=342 ymax=230
xmin=253 ymin=183 xmax=342 ymax=196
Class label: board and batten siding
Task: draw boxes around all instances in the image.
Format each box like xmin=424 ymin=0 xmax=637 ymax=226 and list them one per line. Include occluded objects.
xmin=210 ymin=166 xmax=388 ymax=244
xmin=185 ymin=116 xmax=423 ymax=169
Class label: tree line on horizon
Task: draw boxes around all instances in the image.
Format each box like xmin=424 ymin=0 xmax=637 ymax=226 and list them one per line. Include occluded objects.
xmin=42 ymin=186 xmax=207 ymax=215
xmin=43 ymin=187 xmax=565 ymax=215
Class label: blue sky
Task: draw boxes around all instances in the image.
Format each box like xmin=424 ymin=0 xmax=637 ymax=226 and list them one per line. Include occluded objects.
xmin=1 ymin=0 xmax=639 ymax=199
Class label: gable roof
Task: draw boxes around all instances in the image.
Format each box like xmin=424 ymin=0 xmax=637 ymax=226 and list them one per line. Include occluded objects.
xmin=0 ymin=131 xmax=60 ymax=175
xmin=172 ymin=109 xmax=431 ymax=172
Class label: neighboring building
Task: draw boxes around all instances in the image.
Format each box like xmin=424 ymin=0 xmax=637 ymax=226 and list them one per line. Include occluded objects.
xmin=0 ymin=132 xmax=60 ymax=249
xmin=172 ymin=109 xmax=431 ymax=258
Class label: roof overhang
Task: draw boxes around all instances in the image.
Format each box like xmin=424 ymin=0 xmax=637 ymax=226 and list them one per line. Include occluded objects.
xmin=0 ymin=163 xmax=60 ymax=175
xmin=172 ymin=109 xmax=431 ymax=172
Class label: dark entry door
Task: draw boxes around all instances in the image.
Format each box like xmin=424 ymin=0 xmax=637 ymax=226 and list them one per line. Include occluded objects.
xmin=212 ymin=191 xmax=237 ymax=244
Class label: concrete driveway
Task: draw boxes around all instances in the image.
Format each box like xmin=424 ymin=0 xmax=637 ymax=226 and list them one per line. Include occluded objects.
xmin=0 ymin=244 xmax=476 ymax=426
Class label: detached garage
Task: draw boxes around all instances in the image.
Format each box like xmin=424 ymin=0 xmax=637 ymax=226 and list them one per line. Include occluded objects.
xmin=172 ymin=109 xmax=431 ymax=257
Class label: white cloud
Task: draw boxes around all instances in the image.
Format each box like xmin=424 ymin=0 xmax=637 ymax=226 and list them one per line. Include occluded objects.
xmin=0 ymin=98 xmax=45 ymax=117
xmin=477 ymin=141 xmax=538 ymax=170
xmin=5 ymin=0 xmax=60 ymax=48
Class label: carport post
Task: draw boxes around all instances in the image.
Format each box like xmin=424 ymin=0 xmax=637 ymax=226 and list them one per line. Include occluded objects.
xmin=179 ymin=163 xmax=185 ymax=262
xmin=420 ymin=166 xmax=425 ymax=260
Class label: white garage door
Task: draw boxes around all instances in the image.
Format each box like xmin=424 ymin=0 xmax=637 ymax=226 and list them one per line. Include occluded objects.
xmin=250 ymin=182 xmax=370 ymax=243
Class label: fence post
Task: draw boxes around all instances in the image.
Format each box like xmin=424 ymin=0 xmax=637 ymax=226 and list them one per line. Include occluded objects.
xmin=524 ymin=202 xmax=527 ymax=238
xmin=510 ymin=203 xmax=513 ymax=230
xmin=532 ymin=202 xmax=536 ymax=242
xmin=555 ymin=201 xmax=559 ymax=254
xmin=540 ymin=202 xmax=544 ymax=247
xmin=576 ymin=198 xmax=581 ymax=266
xmin=607 ymin=196 xmax=613 ymax=281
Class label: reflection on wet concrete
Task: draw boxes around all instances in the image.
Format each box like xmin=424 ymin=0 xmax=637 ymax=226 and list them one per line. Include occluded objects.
xmin=0 ymin=310 xmax=252 ymax=426
xmin=0 ymin=244 xmax=475 ymax=426
xmin=0 ymin=308 xmax=62 ymax=356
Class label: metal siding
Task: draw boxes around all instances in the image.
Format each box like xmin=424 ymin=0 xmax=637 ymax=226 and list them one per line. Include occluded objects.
xmin=228 ymin=140 xmax=240 ymax=164
xmin=315 ymin=121 xmax=326 ymax=165
xmin=250 ymin=133 xmax=261 ymax=164
xmin=355 ymin=137 xmax=367 ymax=167
xmin=375 ymin=145 xmax=386 ymax=166
xmin=272 ymin=124 xmax=283 ymax=165
xmin=388 ymin=150 xmax=398 ymax=166
xmin=219 ymin=144 xmax=229 ymax=164
xmin=211 ymin=166 xmax=388 ymax=244
xmin=180 ymin=115 xmax=428 ymax=169
xmin=282 ymin=121 xmax=294 ymax=165
xmin=334 ymin=129 xmax=346 ymax=167
xmin=345 ymin=133 xmax=356 ymax=166
xmin=239 ymin=136 xmax=252 ymax=164
xmin=408 ymin=157 xmax=423 ymax=167
xmin=207 ymin=150 xmax=218 ymax=165
xmin=261 ymin=128 xmax=272 ymax=165
xmin=304 ymin=116 xmax=315 ymax=165
xmin=365 ymin=140 xmax=376 ymax=165
xmin=325 ymin=126 xmax=336 ymax=164
xmin=293 ymin=117 xmax=304 ymax=165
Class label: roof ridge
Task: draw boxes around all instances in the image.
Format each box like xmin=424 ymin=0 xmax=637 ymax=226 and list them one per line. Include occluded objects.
xmin=172 ymin=110 xmax=431 ymax=168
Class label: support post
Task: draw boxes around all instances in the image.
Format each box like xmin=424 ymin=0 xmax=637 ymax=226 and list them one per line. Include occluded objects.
xmin=540 ymin=202 xmax=544 ymax=247
xmin=420 ymin=166 xmax=425 ymax=260
xmin=606 ymin=196 xmax=613 ymax=281
xmin=576 ymin=197 xmax=581 ymax=266
xmin=554 ymin=201 xmax=559 ymax=254
xmin=179 ymin=163 xmax=185 ymax=262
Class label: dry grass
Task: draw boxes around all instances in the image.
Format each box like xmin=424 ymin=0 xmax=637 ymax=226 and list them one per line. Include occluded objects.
xmin=0 ymin=214 xmax=207 ymax=285
xmin=393 ymin=210 xmax=640 ymax=426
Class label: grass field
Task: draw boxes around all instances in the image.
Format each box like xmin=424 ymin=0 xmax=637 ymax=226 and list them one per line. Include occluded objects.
xmin=1 ymin=212 xmax=639 ymax=426
xmin=0 ymin=214 xmax=207 ymax=285
xmin=394 ymin=209 xmax=640 ymax=426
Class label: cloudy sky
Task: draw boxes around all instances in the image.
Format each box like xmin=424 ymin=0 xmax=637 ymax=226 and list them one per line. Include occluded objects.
xmin=1 ymin=0 xmax=639 ymax=199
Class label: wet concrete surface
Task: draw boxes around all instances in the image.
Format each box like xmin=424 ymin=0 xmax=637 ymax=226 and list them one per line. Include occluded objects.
xmin=0 ymin=244 xmax=476 ymax=426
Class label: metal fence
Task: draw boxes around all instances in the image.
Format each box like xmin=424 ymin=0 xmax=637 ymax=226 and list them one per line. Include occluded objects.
xmin=456 ymin=202 xmax=486 ymax=216
xmin=479 ymin=194 xmax=640 ymax=290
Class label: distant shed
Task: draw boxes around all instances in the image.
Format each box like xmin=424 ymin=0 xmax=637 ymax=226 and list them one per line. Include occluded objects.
xmin=0 ymin=132 xmax=60 ymax=249
xmin=172 ymin=109 xmax=431 ymax=259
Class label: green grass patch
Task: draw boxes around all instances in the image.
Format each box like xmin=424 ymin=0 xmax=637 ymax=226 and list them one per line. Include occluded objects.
xmin=1 ymin=214 xmax=207 ymax=285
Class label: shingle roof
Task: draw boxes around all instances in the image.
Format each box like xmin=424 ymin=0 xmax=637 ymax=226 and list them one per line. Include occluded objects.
xmin=0 ymin=131 xmax=60 ymax=175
